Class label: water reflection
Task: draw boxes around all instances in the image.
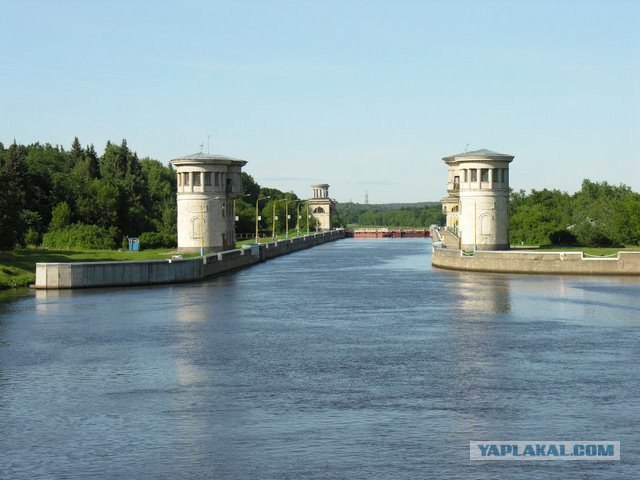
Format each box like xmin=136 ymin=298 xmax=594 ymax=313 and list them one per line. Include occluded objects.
xmin=0 ymin=239 xmax=639 ymax=479
xmin=443 ymin=271 xmax=512 ymax=314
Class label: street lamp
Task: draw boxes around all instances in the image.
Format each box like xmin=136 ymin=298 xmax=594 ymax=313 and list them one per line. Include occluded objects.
xmin=200 ymin=196 xmax=221 ymax=256
xmin=233 ymin=193 xmax=251 ymax=245
xmin=255 ymin=196 xmax=271 ymax=244
xmin=272 ymin=199 xmax=287 ymax=240
xmin=284 ymin=199 xmax=298 ymax=239
xmin=233 ymin=193 xmax=251 ymax=221
xmin=295 ymin=201 xmax=302 ymax=237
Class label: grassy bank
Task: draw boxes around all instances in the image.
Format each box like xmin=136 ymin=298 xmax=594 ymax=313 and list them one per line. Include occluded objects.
xmin=0 ymin=238 xmax=291 ymax=289
xmin=0 ymin=249 xmax=196 ymax=289
xmin=522 ymin=245 xmax=640 ymax=256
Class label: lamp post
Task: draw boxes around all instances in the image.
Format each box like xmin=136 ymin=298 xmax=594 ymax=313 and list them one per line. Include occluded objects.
xmin=233 ymin=193 xmax=251 ymax=245
xmin=295 ymin=201 xmax=302 ymax=237
xmin=255 ymin=196 xmax=271 ymax=244
xmin=233 ymin=194 xmax=251 ymax=220
xmin=284 ymin=199 xmax=298 ymax=239
xmin=272 ymin=199 xmax=287 ymax=240
xmin=200 ymin=196 xmax=221 ymax=256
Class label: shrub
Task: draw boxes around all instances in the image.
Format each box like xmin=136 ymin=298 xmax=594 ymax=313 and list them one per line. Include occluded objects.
xmin=548 ymin=229 xmax=577 ymax=246
xmin=24 ymin=228 xmax=41 ymax=247
xmin=42 ymin=224 xmax=118 ymax=249
xmin=572 ymin=219 xmax=615 ymax=247
xmin=138 ymin=232 xmax=177 ymax=250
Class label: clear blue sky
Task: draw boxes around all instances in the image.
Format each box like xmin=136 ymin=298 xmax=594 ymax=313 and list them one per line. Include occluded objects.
xmin=2 ymin=0 xmax=638 ymax=203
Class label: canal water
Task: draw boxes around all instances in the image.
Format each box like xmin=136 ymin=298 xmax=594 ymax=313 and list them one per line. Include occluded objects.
xmin=1 ymin=239 xmax=639 ymax=479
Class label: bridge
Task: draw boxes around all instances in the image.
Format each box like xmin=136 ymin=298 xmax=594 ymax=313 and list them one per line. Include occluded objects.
xmin=345 ymin=228 xmax=431 ymax=239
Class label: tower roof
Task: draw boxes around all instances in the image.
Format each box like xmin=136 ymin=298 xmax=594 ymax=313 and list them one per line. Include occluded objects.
xmin=170 ymin=152 xmax=247 ymax=166
xmin=443 ymin=149 xmax=514 ymax=163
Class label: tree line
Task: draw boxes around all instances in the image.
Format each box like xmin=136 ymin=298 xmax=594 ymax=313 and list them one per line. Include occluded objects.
xmin=338 ymin=202 xmax=444 ymax=228
xmin=509 ymin=179 xmax=640 ymax=247
xmin=0 ymin=138 xmax=177 ymax=250
xmin=5 ymin=138 xmax=633 ymax=250
xmin=0 ymin=138 xmax=324 ymax=250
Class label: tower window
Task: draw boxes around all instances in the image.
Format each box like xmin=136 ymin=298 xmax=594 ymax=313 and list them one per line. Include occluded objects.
xmin=470 ymin=169 xmax=477 ymax=182
xmin=184 ymin=173 xmax=190 ymax=186
xmin=204 ymin=172 xmax=212 ymax=185
xmin=193 ymin=172 xmax=201 ymax=186
xmin=492 ymin=169 xmax=499 ymax=183
xmin=480 ymin=169 xmax=489 ymax=182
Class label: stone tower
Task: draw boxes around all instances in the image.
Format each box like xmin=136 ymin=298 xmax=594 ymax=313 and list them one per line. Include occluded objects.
xmin=308 ymin=183 xmax=335 ymax=231
xmin=442 ymin=149 xmax=514 ymax=251
xmin=171 ymin=153 xmax=247 ymax=253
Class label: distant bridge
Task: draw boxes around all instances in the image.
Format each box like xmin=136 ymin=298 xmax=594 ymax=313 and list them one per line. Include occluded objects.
xmin=345 ymin=228 xmax=431 ymax=239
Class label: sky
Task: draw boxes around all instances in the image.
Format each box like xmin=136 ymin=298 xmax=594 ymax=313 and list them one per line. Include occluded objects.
xmin=1 ymin=0 xmax=639 ymax=203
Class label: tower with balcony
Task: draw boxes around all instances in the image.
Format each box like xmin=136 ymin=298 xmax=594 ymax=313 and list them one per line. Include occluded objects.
xmin=441 ymin=149 xmax=514 ymax=251
xmin=308 ymin=183 xmax=335 ymax=231
xmin=171 ymin=153 xmax=247 ymax=253
xmin=441 ymin=159 xmax=462 ymax=234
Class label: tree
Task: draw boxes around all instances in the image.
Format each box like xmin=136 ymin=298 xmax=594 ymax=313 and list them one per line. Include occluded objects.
xmin=140 ymin=158 xmax=176 ymax=234
xmin=99 ymin=140 xmax=151 ymax=238
xmin=242 ymin=172 xmax=261 ymax=204
xmin=0 ymin=166 xmax=24 ymax=249
xmin=49 ymin=202 xmax=72 ymax=231
xmin=0 ymin=142 xmax=29 ymax=246
xmin=69 ymin=137 xmax=83 ymax=170
xmin=509 ymin=189 xmax=573 ymax=245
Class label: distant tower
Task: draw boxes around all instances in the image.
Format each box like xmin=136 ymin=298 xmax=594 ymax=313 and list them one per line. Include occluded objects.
xmin=171 ymin=153 xmax=247 ymax=253
xmin=442 ymin=149 xmax=514 ymax=251
xmin=309 ymin=183 xmax=335 ymax=231
xmin=365 ymin=190 xmax=369 ymax=205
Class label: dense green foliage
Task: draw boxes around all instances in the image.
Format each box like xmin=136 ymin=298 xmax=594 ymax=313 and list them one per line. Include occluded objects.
xmin=510 ymin=180 xmax=640 ymax=247
xmin=138 ymin=232 xmax=177 ymax=250
xmin=338 ymin=202 xmax=444 ymax=228
xmin=0 ymin=138 xmax=177 ymax=250
xmin=42 ymin=224 xmax=119 ymax=250
xmin=0 ymin=138 xmax=321 ymax=249
xmin=5 ymin=137 xmax=635 ymax=252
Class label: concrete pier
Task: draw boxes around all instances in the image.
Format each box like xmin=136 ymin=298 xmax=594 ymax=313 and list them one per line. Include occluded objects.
xmin=34 ymin=230 xmax=345 ymax=289
xmin=431 ymin=228 xmax=640 ymax=276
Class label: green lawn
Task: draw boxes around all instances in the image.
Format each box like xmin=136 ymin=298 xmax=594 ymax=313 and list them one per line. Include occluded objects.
xmin=0 ymin=238 xmax=301 ymax=289
xmin=518 ymin=245 xmax=640 ymax=256
xmin=0 ymin=248 xmax=197 ymax=289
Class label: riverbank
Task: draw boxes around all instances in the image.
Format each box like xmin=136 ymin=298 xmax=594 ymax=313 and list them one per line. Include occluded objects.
xmin=33 ymin=230 xmax=345 ymax=289
xmin=0 ymin=249 xmax=199 ymax=290
xmin=431 ymin=228 xmax=640 ymax=275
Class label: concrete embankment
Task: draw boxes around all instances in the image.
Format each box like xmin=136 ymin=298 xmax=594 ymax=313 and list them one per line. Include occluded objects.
xmin=34 ymin=230 xmax=345 ymax=289
xmin=431 ymin=246 xmax=640 ymax=276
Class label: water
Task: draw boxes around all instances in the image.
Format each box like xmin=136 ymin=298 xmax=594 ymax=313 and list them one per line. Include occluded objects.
xmin=1 ymin=239 xmax=639 ymax=479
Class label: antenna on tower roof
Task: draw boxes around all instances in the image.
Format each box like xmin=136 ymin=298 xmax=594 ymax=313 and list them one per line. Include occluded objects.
xmin=199 ymin=142 xmax=204 ymax=153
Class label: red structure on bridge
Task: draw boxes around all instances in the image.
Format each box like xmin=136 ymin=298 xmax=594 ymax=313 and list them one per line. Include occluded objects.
xmin=345 ymin=228 xmax=431 ymax=239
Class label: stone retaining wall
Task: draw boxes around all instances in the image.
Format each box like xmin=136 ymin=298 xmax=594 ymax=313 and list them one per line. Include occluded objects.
xmin=432 ymin=247 xmax=640 ymax=275
xmin=34 ymin=230 xmax=345 ymax=289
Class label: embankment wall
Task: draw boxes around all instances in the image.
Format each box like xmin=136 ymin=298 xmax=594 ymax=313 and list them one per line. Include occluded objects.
xmin=431 ymin=247 xmax=640 ymax=275
xmin=35 ymin=230 xmax=345 ymax=289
